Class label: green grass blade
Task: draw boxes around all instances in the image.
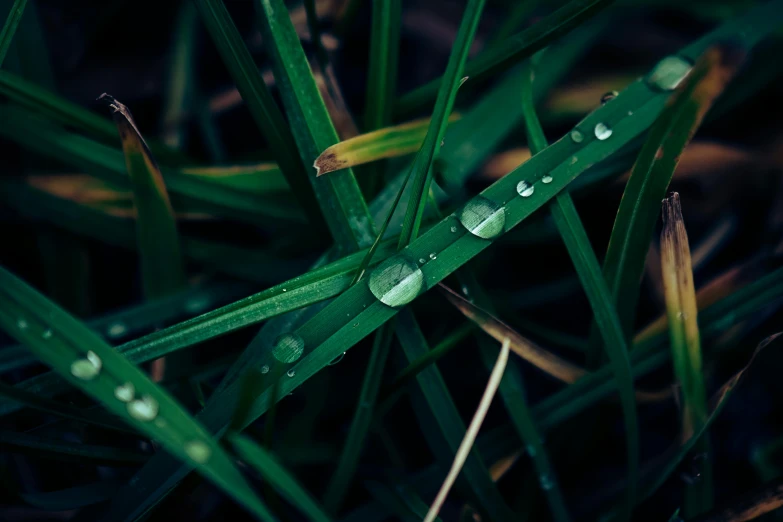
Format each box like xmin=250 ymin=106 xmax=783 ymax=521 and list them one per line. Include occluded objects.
xmin=0 ymin=0 xmax=28 ymax=67
xmin=364 ymin=0 xmax=401 ymax=132
xmin=0 ymin=266 xmax=275 ymax=521
xmin=253 ymin=0 xmax=374 ymax=251
xmin=100 ymin=94 xmax=185 ymax=300
xmin=587 ymin=44 xmax=747 ymax=366
xmin=398 ymin=0 xmax=485 ymax=248
xmin=324 ymin=321 xmax=394 ymax=513
xmin=229 ymin=433 xmax=331 ymax=522
xmin=395 ymin=0 xmax=614 ymax=116
xmin=193 ymin=0 xmax=325 ymax=230
xmin=520 ymin=55 xmax=639 ymax=519
xmin=314 ymin=116 xmax=459 ymax=176
xmin=660 ymin=193 xmax=712 ymax=516
xmin=394 ymin=309 xmax=514 ymax=522
xmin=0 ymin=429 xmax=149 ymax=464
xmin=19 ymin=481 xmax=120 ymax=511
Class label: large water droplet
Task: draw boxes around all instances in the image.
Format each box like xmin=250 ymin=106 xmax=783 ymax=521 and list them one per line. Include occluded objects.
xmin=106 ymin=322 xmax=127 ymax=338
xmin=516 ymin=181 xmax=535 ymax=198
xmin=184 ymin=440 xmax=212 ymax=464
xmin=127 ymin=395 xmax=159 ymax=421
xmin=594 ymin=123 xmax=612 ymax=140
xmin=114 ymin=382 xmax=135 ymax=402
xmin=272 ymin=333 xmax=305 ymax=364
xmin=70 ymin=351 xmax=102 ymax=381
xmin=647 ymin=55 xmax=692 ymax=91
xmin=458 ymin=196 xmax=506 ymax=240
xmin=368 ymin=256 xmax=425 ymax=308
xmin=600 ymin=91 xmax=618 ymax=104
xmin=541 ymin=175 xmax=553 ymax=184
xmin=570 ymin=129 xmax=584 ymax=143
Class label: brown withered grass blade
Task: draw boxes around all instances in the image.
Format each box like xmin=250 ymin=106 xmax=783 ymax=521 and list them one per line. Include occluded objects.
xmin=98 ymin=93 xmax=185 ymax=300
xmin=689 ymin=477 xmax=783 ymax=522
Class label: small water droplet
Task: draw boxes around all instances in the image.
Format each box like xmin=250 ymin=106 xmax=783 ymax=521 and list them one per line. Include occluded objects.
xmin=272 ymin=333 xmax=305 ymax=364
xmin=41 ymin=329 xmax=53 ymax=340
xmin=184 ymin=440 xmax=212 ymax=464
xmin=594 ymin=122 xmax=612 ymax=140
xmin=600 ymin=91 xmax=618 ymax=104
xmin=450 ymin=225 xmax=458 ymax=233
xmin=419 ymin=258 xmax=426 ymax=264
xmin=627 ymin=110 xmax=634 ymax=117
xmin=570 ymin=156 xmax=578 ymax=165
xmin=541 ymin=175 xmax=553 ymax=184
xmin=368 ymin=256 xmax=425 ymax=308
xmin=570 ymin=129 xmax=584 ymax=143
xmin=647 ymin=55 xmax=692 ymax=91
xmin=154 ymin=418 xmax=166 ymax=428
xmin=70 ymin=351 xmax=102 ymax=381
xmin=429 ymin=253 xmax=437 ymax=260
xmin=114 ymin=382 xmax=135 ymax=402
xmin=184 ymin=297 xmax=210 ymax=314
xmin=461 ymin=286 xmax=470 ymax=297
xmin=287 ymin=369 xmax=296 ymax=377
xmin=458 ymin=196 xmax=506 ymax=240
xmin=540 ymin=474 xmax=554 ymax=490
xmin=127 ymin=395 xmax=159 ymax=421
xmin=260 ymin=364 xmax=269 ymax=374
xmin=282 ymin=288 xmax=287 ymax=292
xmin=17 ymin=318 xmax=30 ymax=331
xmin=516 ymin=181 xmax=535 ymax=198
xmin=328 ymin=352 xmax=346 ymax=365
xmin=106 ymin=322 xmax=127 ymax=338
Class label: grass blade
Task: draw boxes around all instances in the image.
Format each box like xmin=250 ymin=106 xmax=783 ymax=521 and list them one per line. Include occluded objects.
xmin=398 ymin=0 xmax=485 ymax=247
xmin=588 ymin=44 xmax=747 ymax=365
xmin=395 ymin=0 xmax=614 ymax=116
xmin=661 ymin=193 xmax=712 ymax=516
xmin=99 ymin=94 xmax=185 ymax=300
xmin=0 ymin=266 xmax=275 ymax=520
xmin=194 ymin=0 xmax=325 ymax=230
xmin=0 ymin=429 xmax=148 ymax=464
xmin=423 ymin=337 xmax=509 ymax=522
xmin=314 ymin=115 xmax=459 ymax=176
xmin=254 ymin=0 xmax=374 ymax=251
xmin=229 ymin=433 xmax=331 ymax=522
xmin=0 ymin=0 xmax=28 ymax=67
xmin=364 ymin=0 xmax=401 ymax=133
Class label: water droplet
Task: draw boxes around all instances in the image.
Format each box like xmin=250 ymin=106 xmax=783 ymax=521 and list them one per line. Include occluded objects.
xmin=458 ymin=196 xmax=506 ymax=240
xmin=70 ymin=351 xmax=102 ymax=381
xmin=41 ymin=329 xmax=53 ymax=340
xmin=368 ymin=256 xmax=425 ymax=308
xmin=516 ymin=181 xmax=535 ymax=198
xmin=106 ymin=322 xmax=127 ymax=338
xmin=540 ymin=474 xmax=554 ymax=491
xmin=461 ymin=285 xmax=470 ymax=297
xmin=541 ymin=175 xmax=553 ymax=184
xmin=570 ymin=156 xmax=578 ymax=165
xmin=184 ymin=440 xmax=212 ymax=464
xmin=184 ymin=297 xmax=210 ymax=314
xmin=17 ymin=318 xmax=30 ymax=331
xmin=272 ymin=333 xmax=305 ymax=364
xmin=419 ymin=258 xmax=426 ymax=265
xmin=282 ymin=288 xmax=287 ymax=292
xmin=594 ymin=122 xmax=612 ymax=140
xmin=600 ymin=91 xmax=618 ymax=104
xmin=114 ymin=382 xmax=135 ymax=402
xmin=450 ymin=225 xmax=458 ymax=233
xmin=570 ymin=129 xmax=584 ymax=143
xmin=154 ymin=418 xmax=166 ymax=428
xmin=127 ymin=395 xmax=159 ymax=421
xmin=260 ymin=365 xmax=269 ymax=374
xmin=328 ymin=352 xmax=346 ymax=366
xmin=287 ymin=369 xmax=296 ymax=378
xmin=627 ymin=110 xmax=634 ymax=117
xmin=429 ymin=253 xmax=437 ymax=260
xmin=647 ymin=55 xmax=692 ymax=91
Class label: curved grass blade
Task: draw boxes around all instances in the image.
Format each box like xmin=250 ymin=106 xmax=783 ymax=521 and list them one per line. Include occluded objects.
xmin=0 ymin=0 xmax=28 ymax=67
xmin=398 ymin=0 xmax=485 ymax=248
xmin=194 ymin=0 xmax=325 ymax=230
xmin=314 ymin=115 xmax=459 ymax=176
xmin=395 ymin=0 xmax=614 ymax=116
xmin=182 ymin=163 xmax=290 ymax=195
xmin=324 ymin=321 xmax=393 ymax=513
xmin=0 ymin=266 xmax=275 ymax=521
xmin=520 ymin=54 xmax=639 ymax=518
xmin=254 ymin=0 xmax=373 ymax=251
xmin=661 ymin=193 xmax=712 ymax=516
xmin=229 ymin=433 xmax=331 ymax=522
xmin=423 ymin=337 xmax=508 ymax=522
xmin=587 ymin=43 xmax=747 ymax=366
xmin=99 ymin=94 xmax=185 ymax=300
